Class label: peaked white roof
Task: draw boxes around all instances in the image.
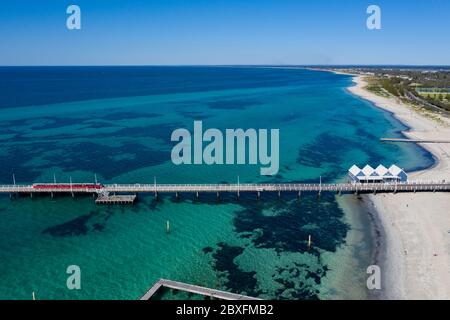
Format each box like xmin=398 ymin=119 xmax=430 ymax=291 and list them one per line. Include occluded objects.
xmin=349 ymin=164 xmax=406 ymax=180
xmin=349 ymin=165 xmax=361 ymax=176
xmin=362 ymin=165 xmax=375 ymax=176
xmin=389 ymin=164 xmax=403 ymax=176
xmin=375 ymin=165 xmax=389 ymax=176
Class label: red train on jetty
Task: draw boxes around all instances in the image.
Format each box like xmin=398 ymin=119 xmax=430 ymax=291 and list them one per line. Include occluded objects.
xmin=32 ymin=183 xmax=104 ymax=190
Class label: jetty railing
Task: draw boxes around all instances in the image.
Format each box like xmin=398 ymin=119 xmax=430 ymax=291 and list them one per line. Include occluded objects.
xmin=140 ymin=278 xmax=261 ymax=300
xmin=1 ymin=180 xmax=449 ymax=195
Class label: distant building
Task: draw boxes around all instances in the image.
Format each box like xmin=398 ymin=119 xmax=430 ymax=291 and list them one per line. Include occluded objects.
xmin=348 ymin=164 xmax=407 ymax=183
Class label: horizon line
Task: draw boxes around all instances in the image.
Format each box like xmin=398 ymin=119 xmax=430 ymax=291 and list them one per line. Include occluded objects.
xmin=0 ymin=64 xmax=449 ymax=68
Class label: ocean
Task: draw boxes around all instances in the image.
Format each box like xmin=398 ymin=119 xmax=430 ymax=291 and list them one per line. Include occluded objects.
xmin=0 ymin=66 xmax=434 ymax=299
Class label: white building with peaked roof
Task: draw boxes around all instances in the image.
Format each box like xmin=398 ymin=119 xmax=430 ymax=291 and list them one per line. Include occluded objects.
xmin=388 ymin=164 xmax=408 ymax=182
xmin=375 ymin=165 xmax=389 ymax=176
xmin=361 ymin=165 xmax=375 ymax=177
xmin=349 ymin=165 xmax=362 ymax=177
xmin=348 ymin=164 xmax=408 ymax=183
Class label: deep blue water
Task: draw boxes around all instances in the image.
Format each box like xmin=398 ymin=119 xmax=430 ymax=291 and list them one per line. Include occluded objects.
xmin=0 ymin=66 xmax=335 ymax=108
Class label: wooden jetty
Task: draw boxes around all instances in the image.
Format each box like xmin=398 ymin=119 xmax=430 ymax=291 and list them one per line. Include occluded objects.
xmin=95 ymin=194 xmax=136 ymax=204
xmin=1 ymin=180 xmax=450 ymax=205
xmin=101 ymin=181 xmax=450 ymax=193
xmin=140 ymin=278 xmax=261 ymax=300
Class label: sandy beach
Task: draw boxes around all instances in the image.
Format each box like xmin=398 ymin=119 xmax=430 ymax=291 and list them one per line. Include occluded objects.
xmin=349 ymin=75 xmax=450 ymax=299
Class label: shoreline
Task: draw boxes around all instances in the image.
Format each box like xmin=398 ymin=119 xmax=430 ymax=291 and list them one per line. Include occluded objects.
xmin=344 ymin=73 xmax=450 ymax=299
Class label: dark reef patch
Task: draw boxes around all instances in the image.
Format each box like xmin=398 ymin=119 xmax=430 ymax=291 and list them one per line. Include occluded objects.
xmin=102 ymin=122 xmax=181 ymax=142
xmin=297 ymin=132 xmax=388 ymax=173
xmin=200 ymin=191 xmax=349 ymax=299
xmin=297 ymin=133 xmax=351 ymax=170
xmin=271 ymin=262 xmax=329 ymax=299
xmin=97 ymin=111 xmax=161 ymax=121
xmin=177 ymin=110 xmax=213 ymax=120
xmin=207 ymin=98 xmax=261 ymax=110
xmin=210 ymin=242 xmax=260 ymax=296
xmin=0 ymin=122 xmax=182 ymax=182
xmin=28 ymin=122 xmax=183 ymax=143
xmin=0 ymin=116 xmax=179 ymax=145
xmin=42 ymin=209 xmax=113 ymax=237
xmin=202 ymin=246 xmax=213 ymax=254
xmin=281 ymin=112 xmax=303 ymax=123
xmin=1 ymin=111 xmax=161 ymax=132
xmin=0 ymin=142 xmax=56 ymax=183
xmin=44 ymin=142 xmax=168 ymax=180
xmin=233 ymin=194 xmax=348 ymax=253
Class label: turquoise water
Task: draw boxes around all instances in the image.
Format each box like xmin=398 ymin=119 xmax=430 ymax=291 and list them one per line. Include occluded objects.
xmin=0 ymin=67 xmax=433 ymax=299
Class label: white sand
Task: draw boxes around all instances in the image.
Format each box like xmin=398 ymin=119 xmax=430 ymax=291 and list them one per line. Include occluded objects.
xmin=348 ymin=76 xmax=450 ymax=300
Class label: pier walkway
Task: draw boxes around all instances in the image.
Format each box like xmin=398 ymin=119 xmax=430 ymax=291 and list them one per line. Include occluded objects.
xmin=1 ymin=181 xmax=449 ymax=204
xmin=381 ymin=138 xmax=450 ymax=143
xmin=101 ymin=181 xmax=450 ymax=194
xmin=1 ymin=182 xmax=448 ymax=194
xmin=140 ymin=278 xmax=261 ymax=300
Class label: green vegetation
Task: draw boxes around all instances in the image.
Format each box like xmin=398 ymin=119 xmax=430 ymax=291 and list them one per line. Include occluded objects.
xmin=415 ymin=88 xmax=450 ymax=111
xmin=364 ymin=76 xmax=409 ymax=99
xmin=344 ymin=68 xmax=450 ymax=112
xmin=365 ymin=78 xmax=390 ymax=97
xmin=417 ymin=89 xmax=449 ymax=101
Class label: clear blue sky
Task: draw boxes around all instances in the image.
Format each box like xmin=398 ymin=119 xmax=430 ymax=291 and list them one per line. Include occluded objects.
xmin=0 ymin=0 xmax=449 ymax=65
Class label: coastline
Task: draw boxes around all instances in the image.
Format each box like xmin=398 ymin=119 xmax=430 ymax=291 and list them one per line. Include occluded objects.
xmin=346 ymin=74 xmax=450 ymax=299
